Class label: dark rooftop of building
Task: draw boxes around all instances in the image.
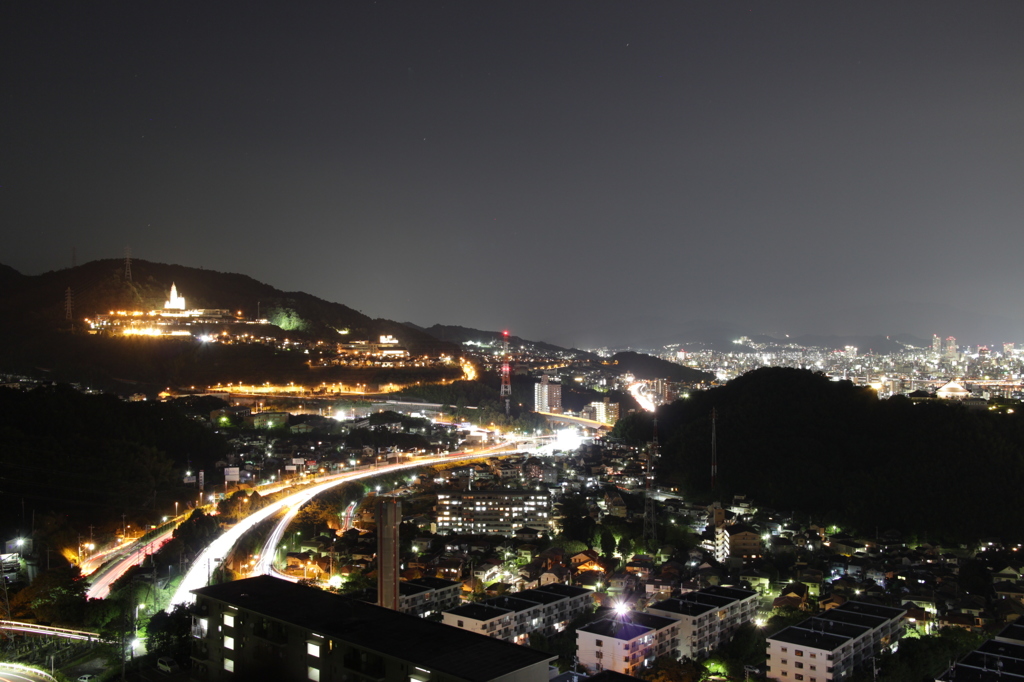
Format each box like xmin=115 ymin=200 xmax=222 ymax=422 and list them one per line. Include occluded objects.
xmin=702 ymin=585 xmax=758 ymax=601
xmin=939 ymin=640 xmax=1024 ymax=682
xmin=399 ymin=582 xmax=429 ymax=596
xmin=649 ymin=597 xmax=716 ymax=617
xmin=193 ymin=576 xmax=552 ymax=682
xmin=485 ymin=595 xmax=544 ymax=613
xmin=512 ymin=589 xmax=568 ymax=606
xmin=579 ymin=619 xmax=652 ymax=641
xmin=446 ymin=602 xmax=511 ymax=621
xmin=622 ymin=611 xmax=677 ymax=630
xmin=532 ymin=583 xmax=591 ymax=599
xmin=769 ymin=626 xmax=859 ymax=651
xmin=406 ymin=576 xmax=460 ymax=591
xmin=997 ymin=621 xmax=1024 ymax=645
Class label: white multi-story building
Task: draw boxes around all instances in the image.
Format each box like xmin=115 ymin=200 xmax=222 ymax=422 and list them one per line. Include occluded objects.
xmin=766 ymin=601 xmax=906 ymax=682
xmin=443 ymin=584 xmax=592 ymax=644
xmin=589 ymin=400 xmax=620 ymax=425
xmin=436 ymin=489 xmax=550 ymax=535
xmin=534 ymin=375 xmax=562 ymax=414
xmin=576 ymin=611 xmax=679 ymax=677
xmin=396 ymin=577 xmax=462 ymax=617
xmin=647 ymin=585 xmax=758 ymax=659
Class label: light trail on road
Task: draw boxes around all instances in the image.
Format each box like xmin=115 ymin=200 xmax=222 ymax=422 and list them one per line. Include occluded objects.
xmin=168 ymin=446 xmax=511 ymax=610
xmin=628 ymin=382 xmax=657 ymax=412
xmin=85 ymin=531 xmax=175 ymax=599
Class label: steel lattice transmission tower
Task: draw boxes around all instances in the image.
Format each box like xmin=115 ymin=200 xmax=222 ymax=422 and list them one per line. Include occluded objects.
xmin=124 ymin=246 xmax=133 ymax=281
xmin=64 ymin=286 xmax=73 ymax=321
xmin=643 ymin=417 xmax=659 ymax=548
xmin=500 ymin=330 xmax=512 ymax=416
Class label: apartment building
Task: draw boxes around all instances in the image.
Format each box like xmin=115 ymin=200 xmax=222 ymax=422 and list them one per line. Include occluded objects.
xmin=190 ymin=576 xmax=554 ymax=682
xmin=436 ymin=489 xmax=551 ymax=535
xmin=576 ymin=611 xmax=679 ymax=677
xmin=647 ymin=585 xmax=758 ymax=659
xmin=766 ymin=601 xmax=907 ymax=682
xmin=398 ymin=577 xmax=462 ymax=618
xmin=442 ymin=583 xmax=592 ymax=644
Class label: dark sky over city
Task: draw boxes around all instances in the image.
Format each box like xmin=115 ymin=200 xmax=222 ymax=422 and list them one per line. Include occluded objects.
xmin=4 ymin=2 xmax=1024 ymax=348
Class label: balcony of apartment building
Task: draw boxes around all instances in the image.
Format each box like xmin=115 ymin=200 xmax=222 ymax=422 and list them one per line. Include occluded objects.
xmin=343 ymin=650 xmax=386 ymax=680
xmin=191 ymin=638 xmax=212 ymax=663
xmin=251 ymin=620 xmax=288 ymax=645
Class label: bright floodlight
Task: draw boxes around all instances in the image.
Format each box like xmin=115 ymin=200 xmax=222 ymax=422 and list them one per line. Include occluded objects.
xmin=614 ymin=602 xmax=630 ymax=616
xmin=555 ymin=428 xmax=583 ymax=451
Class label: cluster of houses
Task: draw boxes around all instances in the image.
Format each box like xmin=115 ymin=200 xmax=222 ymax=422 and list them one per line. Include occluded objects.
xmin=252 ymin=434 xmax=1024 ymax=681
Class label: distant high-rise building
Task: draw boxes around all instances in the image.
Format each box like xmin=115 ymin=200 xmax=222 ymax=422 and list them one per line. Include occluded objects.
xmin=945 ymin=336 xmax=958 ymax=360
xmin=534 ymin=375 xmax=561 ymax=414
xmin=932 ymin=334 xmax=942 ymax=355
xmin=589 ymin=398 xmax=620 ymax=425
xmin=376 ymin=497 xmax=401 ymax=610
xmin=1004 ymin=342 xmax=1015 ymax=356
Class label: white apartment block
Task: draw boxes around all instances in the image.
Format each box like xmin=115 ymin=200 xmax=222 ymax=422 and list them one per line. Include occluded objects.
xmin=534 ymin=375 xmax=562 ymax=414
xmin=436 ymin=489 xmax=550 ymax=535
xmin=766 ymin=601 xmax=907 ymax=682
xmin=576 ymin=611 xmax=680 ymax=677
xmin=443 ymin=584 xmax=592 ymax=644
xmin=647 ymin=585 xmax=758 ymax=659
xmin=396 ymin=577 xmax=462 ymax=617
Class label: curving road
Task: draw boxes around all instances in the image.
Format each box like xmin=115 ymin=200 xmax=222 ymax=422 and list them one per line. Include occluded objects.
xmin=168 ymin=445 xmax=515 ymax=609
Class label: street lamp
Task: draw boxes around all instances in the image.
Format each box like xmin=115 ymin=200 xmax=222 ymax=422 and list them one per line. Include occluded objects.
xmin=135 ymin=603 xmax=146 ymax=637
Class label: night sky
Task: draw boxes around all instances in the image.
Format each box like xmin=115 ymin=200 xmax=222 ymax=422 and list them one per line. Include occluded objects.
xmin=5 ymin=2 xmax=1024 ymax=348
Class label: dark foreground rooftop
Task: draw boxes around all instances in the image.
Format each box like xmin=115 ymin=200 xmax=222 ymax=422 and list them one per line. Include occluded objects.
xmin=193 ymin=576 xmax=553 ymax=682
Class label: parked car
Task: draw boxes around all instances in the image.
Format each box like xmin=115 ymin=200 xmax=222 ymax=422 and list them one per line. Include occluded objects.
xmin=157 ymin=657 xmax=181 ymax=673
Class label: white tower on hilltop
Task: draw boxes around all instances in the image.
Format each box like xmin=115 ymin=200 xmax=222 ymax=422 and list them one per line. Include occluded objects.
xmin=164 ymin=283 xmax=186 ymax=310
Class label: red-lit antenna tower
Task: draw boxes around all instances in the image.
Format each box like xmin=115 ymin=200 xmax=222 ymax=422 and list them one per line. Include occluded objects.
xmin=500 ymin=330 xmax=511 ymax=416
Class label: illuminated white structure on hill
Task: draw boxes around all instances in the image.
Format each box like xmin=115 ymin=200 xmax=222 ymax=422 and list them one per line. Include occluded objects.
xmin=164 ymin=283 xmax=186 ymax=310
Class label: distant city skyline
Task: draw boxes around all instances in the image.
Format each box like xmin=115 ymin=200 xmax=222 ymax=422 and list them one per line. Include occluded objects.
xmin=4 ymin=2 xmax=1024 ymax=348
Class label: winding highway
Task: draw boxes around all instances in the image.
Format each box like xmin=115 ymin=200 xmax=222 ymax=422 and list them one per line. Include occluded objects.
xmin=168 ymin=444 xmax=518 ymax=609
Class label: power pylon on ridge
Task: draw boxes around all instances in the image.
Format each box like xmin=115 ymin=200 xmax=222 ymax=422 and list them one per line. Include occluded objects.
xmin=65 ymin=287 xmax=73 ymax=321
xmin=643 ymin=417 xmax=658 ymax=547
xmin=124 ymin=246 xmax=132 ymax=282
xmin=500 ymin=330 xmax=512 ymax=416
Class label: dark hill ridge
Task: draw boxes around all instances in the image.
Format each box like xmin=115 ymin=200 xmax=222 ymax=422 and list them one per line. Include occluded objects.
xmin=0 ymin=260 xmax=460 ymax=391
xmin=609 ymin=351 xmax=714 ymax=384
xmin=616 ymin=367 xmax=1024 ymax=544
xmin=407 ymin=323 xmax=601 ymax=360
xmin=0 ymin=259 xmax=452 ymax=354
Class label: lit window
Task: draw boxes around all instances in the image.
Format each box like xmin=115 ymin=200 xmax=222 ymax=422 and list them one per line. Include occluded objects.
xmin=223 ymin=613 xmax=235 ymax=628
xmin=308 ymin=666 xmax=321 ymax=681
xmin=224 ymin=658 xmax=234 ymax=672
xmin=307 ymin=642 xmax=320 ymax=657
xmin=224 ymin=636 xmax=234 ymax=650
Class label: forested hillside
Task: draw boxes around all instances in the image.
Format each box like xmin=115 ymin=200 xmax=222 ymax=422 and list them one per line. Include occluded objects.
xmin=616 ymin=367 xmax=1024 ymax=544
